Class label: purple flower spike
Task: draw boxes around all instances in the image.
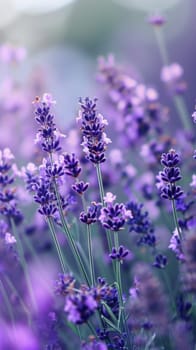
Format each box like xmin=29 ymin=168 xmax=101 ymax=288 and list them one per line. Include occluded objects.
xmin=63 ymin=153 xmax=81 ymax=178
xmin=169 ymin=229 xmax=184 ymax=261
xmin=54 ymin=273 xmax=75 ymax=296
xmin=109 ymin=245 xmax=129 ymax=262
xmin=33 ymin=94 xmax=64 ymax=154
xmin=64 ymin=290 xmax=98 ymax=324
xmin=152 ymin=254 xmax=168 ymax=269
xmin=78 ymin=97 xmax=111 ymax=164
xmin=158 ymin=150 xmax=184 ymax=201
xmin=80 ymin=202 xmax=100 ymax=224
xmin=161 ymin=184 xmax=184 ymax=200
xmin=99 ymin=192 xmax=132 ymax=232
xmin=161 ymin=149 xmax=180 ymax=167
xmin=72 ymin=181 xmax=89 ymax=195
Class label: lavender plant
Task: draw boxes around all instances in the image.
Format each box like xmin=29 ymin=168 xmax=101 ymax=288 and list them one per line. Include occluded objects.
xmin=0 ymin=16 xmax=196 ymax=350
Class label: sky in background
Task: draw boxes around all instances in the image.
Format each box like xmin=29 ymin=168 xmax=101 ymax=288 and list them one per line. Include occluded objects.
xmin=0 ymin=0 xmax=195 ymax=125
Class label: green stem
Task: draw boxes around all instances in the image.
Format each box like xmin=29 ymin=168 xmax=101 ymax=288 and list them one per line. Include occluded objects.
xmin=95 ymin=164 xmax=114 ymax=267
xmin=162 ymin=270 xmax=176 ymax=313
xmin=4 ymin=275 xmax=31 ymax=326
xmin=87 ymin=224 xmax=95 ymax=286
xmin=87 ymin=321 xmax=97 ymax=337
xmin=10 ymin=219 xmax=37 ymax=312
xmin=46 ymin=217 xmax=67 ymax=274
xmin=49 ymin=154 xmax=90 ymax=286
xmin=0 ymin=279 xmax=15 ymax=327
xmin=114 ymin=232 xmax=131 ymax=349
xmin=171 ymin=198 xmax=182 ymax=239
xmin=173 ymin=95 xmax=192 ymax=131
xmin=114 ymin=233 xmax=123 ymax=309
xmin=153 ymin=27 xmax=191 ymax=131
xmin=154 ymin=28 xmax=169 ymax=65
xmin=54 ymin=181 xmax=90 ymax=285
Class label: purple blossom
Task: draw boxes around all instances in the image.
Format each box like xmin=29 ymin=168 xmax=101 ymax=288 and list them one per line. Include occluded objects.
xmin=33 ymin=94 xmax=64 ymax=154
xmin=109 ymin=245 xmax=130 ymax=262
xmin=99 ymin=192 xmax=132 ymax=231
xmin=94 ymin=278 xmax=119 ymax=319
xmin=33 ymin=177 xmax=57 ymax=217
xmin=62 ymin=153 xmax=81 ymax=178
xmin=161 ymin=150 xmax=181 ymax=167
xmin=158 ymin=149 xmax=184 ymax=200
xmin=126 ymin=201 xmax=156 ymax=247
xmin=54 ymin=273 xmax=75 ymax=296
xmin=169 ymin=229 xmax=184 ymax=261
xmin=72 ymin=181 xmax=89 ymax=195
xmin=78 ymin=97 xmax=111 ymax=164
xmin=80 ymin=202 xmax=100 ymax=224
xmin=64 ymin=289 xmax=98 ymax=324
xmin=152 ymin=254 xmax=168 ymax=269
xmin=0 ymin=148 xmax=23 ymax=223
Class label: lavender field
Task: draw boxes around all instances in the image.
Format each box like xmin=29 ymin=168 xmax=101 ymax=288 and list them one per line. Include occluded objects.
xmin=0 ymin=1 xmax=195 ymax=349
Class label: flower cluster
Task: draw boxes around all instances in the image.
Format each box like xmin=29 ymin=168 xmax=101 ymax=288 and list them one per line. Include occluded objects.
xmin=64 ymin=288 xmax=98 ymax=324
xmin=126 ymin=201 xmax=156 ymax=247
xmin=1 ymin=14 xmax=196 ymax=349
xmin=0 ymin=148 xmax=23 ymax=223
xmin=97 ymin=55 xmax=167 ymax=146
xmin=158 ymin=149 xmax=184 ymax=200
xmin=109 ymin=245 xmax=129 ymax=262
xmin=78 ymin=98 xmax=111 ymax=164
xmin=99 ymin=192 xmax=132 ymax=231
xmin=34 ymin=93 xmax=63 ymax=154
xmin=169 ymin=229 xmax=184 ymax=261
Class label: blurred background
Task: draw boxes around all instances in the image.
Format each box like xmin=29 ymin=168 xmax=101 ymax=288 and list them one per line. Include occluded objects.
xmin=0 ymin=0 xmax=195 ymax=126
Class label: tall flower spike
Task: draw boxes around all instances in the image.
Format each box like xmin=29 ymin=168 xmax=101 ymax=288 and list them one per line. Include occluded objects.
xmin=158 ymin=149 xmax=184 ymax=200
xmin=0 ymin=148 xmax=23 ymax=223
xmin=33 ymin=94 xmax=63 ymax=154
xmin=78 ymin=97 xmax=111 ymax=164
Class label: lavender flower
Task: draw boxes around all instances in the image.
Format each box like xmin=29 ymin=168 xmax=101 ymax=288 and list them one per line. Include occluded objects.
xmin=99 ymin=192 xmax=132 ymax=231
xmin=126 ymin=201 xmax=156 ymax=247
xmin=72 ymin=181 xmax=89 ymax=195
xmin=63 ymin=153 xmax=81 ymax=178
xmin=33 ymin=94 xmax=64 ymax=154
xmin=169 ymin=229 xmax=184 ymax=261
xmin=80 ymin=202 xmax=100 ymax=224
xmin=0 ymin=148 xmax=23 ymax=223
xmin=55 ymin=273 xmax=75 ymax=296
xmin=152 ymin=254 xmax=167 ymax=269
xmin=109 ymin=245 xmax=129 ymax=262
xmin=78 ymin=98 xmax=111 ymax=164
xmin=64 ymin=289 xmax=98 ymax=324
xmin=94 ymin=278 xmax=119 ymax=319
xmin=158 ymin=149 xmax=184 ymax=200
xmin=33 ymin=177 xmax=57 ymax=217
